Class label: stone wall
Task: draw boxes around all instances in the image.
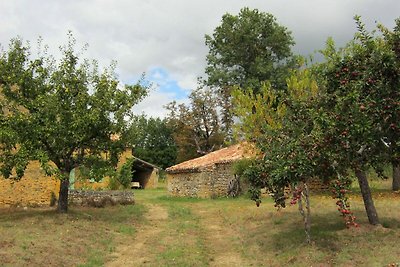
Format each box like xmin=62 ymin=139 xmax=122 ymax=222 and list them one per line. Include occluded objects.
xmin=0 ymin=149 xmax=133 ymax=207
xmin=73 ymin=149 xmax=133 ymax=190
xmin=117 ymin=149 xmax=133 ymax=168
xmin=0 ymin=161 xmax=60 ymax=207
xmin=73 ymin=173 xmax=110 ymax=190
xmin=144 ymin=169 xmax=159 ymax=189
xmin=167 ymin=162 xmax=236 ymax=198
xmin=167 ymin=161 xmax=329 ymax=199
xmin=69 ymin=190 xmax=134 ymax=207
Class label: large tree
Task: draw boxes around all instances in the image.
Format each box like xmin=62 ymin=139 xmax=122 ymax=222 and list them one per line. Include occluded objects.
xmin=0 ymin=34 xmax=148 ymax=212
xmin=314 ymin=17 xmax=400 ymax=224
xmin=234 ymin=17 xmax=400 ymax=231
xmin=204 ymin=7 xmax=297 ymax=130
xmin=165 ymin=88 xmax=225 ymax=163
xmin=126 ymin=115 xmax=177 ymax=169
xmin=234 ymin=69 xmax=331 ymax=242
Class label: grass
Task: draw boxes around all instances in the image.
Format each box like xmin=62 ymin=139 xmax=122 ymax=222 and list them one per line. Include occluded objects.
xmin=144 ymin=183 xmax=400 ymax=266
xmin=0 ymin=203 xmax=146 ymax=266
xmin=154 ymin=204 xmax=209 ymax=267
xmin=133 ymin=186 xmax=210 ymax=266
xmin=1 ymin=179 xmax=400 ymax=266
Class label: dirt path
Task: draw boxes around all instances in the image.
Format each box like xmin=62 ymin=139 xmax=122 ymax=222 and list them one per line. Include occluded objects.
xmin=196 ymin=207 xmax=245 ymax=267
xmin=106 ymin=199 xmax=245 ymax=267
xmin=105 ymin=204 xmax=168 ymax=267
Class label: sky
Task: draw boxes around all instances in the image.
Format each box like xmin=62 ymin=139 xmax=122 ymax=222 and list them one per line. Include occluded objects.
xmin=0 ymin=0 xmax=398 ymax=118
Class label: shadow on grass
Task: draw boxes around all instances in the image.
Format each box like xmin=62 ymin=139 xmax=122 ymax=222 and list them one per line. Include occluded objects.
xmin=266 ymin=212 xmax=344 ymax=253
xmin=156 ymin=194 xmax=274 ymax=204
xmin=381 ymin=217 xmax=400 ymax=229
xmin=0 ymin=203 xmax=146 ymax=224
xmin=0 ymin=208 xmax=58 ymax=221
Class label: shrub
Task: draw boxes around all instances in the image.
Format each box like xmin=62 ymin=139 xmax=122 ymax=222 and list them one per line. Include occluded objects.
xmin=108 ymin=158 xmax=135 ymax=190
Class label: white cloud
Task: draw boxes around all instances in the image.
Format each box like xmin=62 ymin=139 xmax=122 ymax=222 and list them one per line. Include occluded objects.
xmin=132 ymin=88 xmax=189 ymax=119
xmin=1 ymin=0 xmax=399 ymax=117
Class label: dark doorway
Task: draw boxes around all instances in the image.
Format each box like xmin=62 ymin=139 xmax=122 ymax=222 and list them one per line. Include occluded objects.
xmin=131 ymin=158 xmax=158 ymax=189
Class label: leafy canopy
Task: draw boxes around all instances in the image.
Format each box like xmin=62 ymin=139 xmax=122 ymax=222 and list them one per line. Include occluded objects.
xmin=0 ymin=33 xmax=148 ymax=182
xmin=205 ymin=7 xmax=296 ymax=91
xmin=204 ymin=7 xmax=297 ymax=133
xmin=126 ymin=115 xmax=177 ymax=169
xmin=165 ymin=87 xmax=225 ymax=163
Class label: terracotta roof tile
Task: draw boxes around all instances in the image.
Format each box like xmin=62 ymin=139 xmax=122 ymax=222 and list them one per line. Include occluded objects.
xmin=166 ymin=143 xmax=254 ymax=173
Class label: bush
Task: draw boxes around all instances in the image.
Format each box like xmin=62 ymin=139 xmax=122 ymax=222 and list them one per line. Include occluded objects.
xmin=233 ymin=158 xmax=254 ymax=178
xmin=108 ymin=158 xmax=135 ymax=190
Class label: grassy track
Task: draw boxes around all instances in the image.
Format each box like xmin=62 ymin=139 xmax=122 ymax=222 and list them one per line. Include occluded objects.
xmin=1 ymin=181 xmax=400 ymax=266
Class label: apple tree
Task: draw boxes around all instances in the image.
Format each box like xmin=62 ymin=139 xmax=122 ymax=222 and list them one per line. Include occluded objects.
xmin=315 ymin=17 xmax=400 ymax=224
xmin=233 ymin=68 xmax=331 ymax=243
xmin=0 ymin=34 xmax=148 ymax=212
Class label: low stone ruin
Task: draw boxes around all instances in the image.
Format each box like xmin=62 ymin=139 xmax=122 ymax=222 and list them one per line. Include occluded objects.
xmin=68 ymin=190 xmax=134 ymax=207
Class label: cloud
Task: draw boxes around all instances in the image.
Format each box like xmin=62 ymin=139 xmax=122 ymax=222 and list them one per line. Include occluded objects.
xmin=1 ymin=0 xmax=399 ymax=118
xmin=148 ymin=67 xmax=189 ymax=99
xmin=131 ymin=67 xmax=190 ymax=118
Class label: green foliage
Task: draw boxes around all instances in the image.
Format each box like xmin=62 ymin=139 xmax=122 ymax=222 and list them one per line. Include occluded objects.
xmin=126 ymin=115 xmax=177 ymax=169
xmin=236 ymin=67 xmax=330 ymax=207
xmin=0 ymin=33 xmax=148 ymax=211
xmin=311 ymin=17 xmax=400 ymax=224
xmin=204 ymin=7 xmax=297 ymax=130
xmin=235 ymin=16 xmax=400 ymax=229
xmin=232 ymin=83 xmax=286 ymax=143
xmin=315 ymin=15 xmax=400 ymax=172
xmin=108 ymin=158 xmax=134 ymax=190
xmin=165 ymin=87 xmax=225 ymax=163
xmin=118 ymin=158 xmax=134 ymax=189
xmin=205 ymin=7 xmax=296 ymax=92
xmin=232 ymin=158 xmax=254 ymax=178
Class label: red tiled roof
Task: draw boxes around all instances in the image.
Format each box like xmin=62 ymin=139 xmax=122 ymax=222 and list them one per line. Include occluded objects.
xmin=166 ymin=143 xmax=254 ymax=173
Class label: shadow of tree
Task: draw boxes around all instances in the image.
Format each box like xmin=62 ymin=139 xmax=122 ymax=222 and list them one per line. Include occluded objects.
xmin=0 ymin=204 xmax=146 ymax=224
xmin=269 ymin=212 xmax=342 ymax=252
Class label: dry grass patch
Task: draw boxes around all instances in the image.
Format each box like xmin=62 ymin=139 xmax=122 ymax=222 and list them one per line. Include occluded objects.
xmin=0 ymin=204 xmax=146 ymax=267
xmin=1 ymin=182 xmax=400 ymax=266
xmin=135 ymin=186 xmax=400 ymax=266
xmin=210 ymin=192 xmax=400 ymax=266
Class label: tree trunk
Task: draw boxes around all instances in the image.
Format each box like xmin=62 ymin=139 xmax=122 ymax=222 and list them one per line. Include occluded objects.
xmin=392 ymin=161 xmax=400 ymax=191
xmin=298 ymin=182 xmax=311 ymax=244
xmin=354 ymin=168 xmax=380 ymax=225
xmin=57 ymin=178 xmax=70 ymax=213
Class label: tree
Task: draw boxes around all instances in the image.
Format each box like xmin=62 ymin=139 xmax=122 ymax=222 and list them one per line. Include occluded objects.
xmin=204 ymin=7 xmax=297 ymax=129
xmin=126 ymin=115 xmax=177 ymax=169
xmin=0 ymin=34 xmax=148 ymax=212
xmin=377 ymin=18 xmax=400 ymax=191
xmin=165 ymin=87 xmax=225 ymax=163
xmin=232 ymin=17 xmax=400 ymax=238
xmin=312 ymin=17 xmax=400 ymax=224
xmin=234 ymin=68 xmax=329 ymax=243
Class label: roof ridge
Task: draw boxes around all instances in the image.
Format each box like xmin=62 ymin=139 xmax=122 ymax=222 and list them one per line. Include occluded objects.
xmin=166 ymin=143 xmax=249 ymax=173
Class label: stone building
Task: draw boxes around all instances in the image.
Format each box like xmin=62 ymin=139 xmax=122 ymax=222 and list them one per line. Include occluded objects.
xmin=0 ymin=160 xmax=60 ymax=207
xmin=70 ymin=151 xmax=159 ymax=190
xmin=166 ymin=143 xmax=253 ymax=198
xmin=0 ymin=148 xmax=159 ymax=207
xmin=130 ymin=157 xmax=159 ymax=189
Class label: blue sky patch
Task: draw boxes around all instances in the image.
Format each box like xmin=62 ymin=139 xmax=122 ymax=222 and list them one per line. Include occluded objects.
xmin=148 ymin=67 xmax=189 ymax=100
